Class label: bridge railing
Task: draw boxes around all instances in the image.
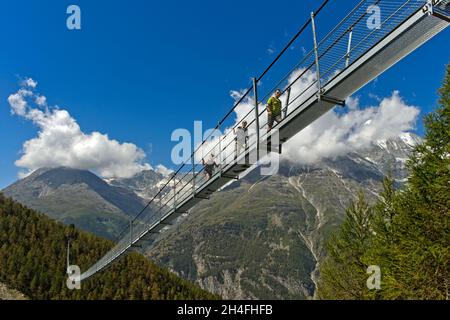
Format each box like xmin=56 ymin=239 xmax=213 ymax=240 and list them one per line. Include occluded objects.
xmin=81 ymin=0 xmax=435 ymax=280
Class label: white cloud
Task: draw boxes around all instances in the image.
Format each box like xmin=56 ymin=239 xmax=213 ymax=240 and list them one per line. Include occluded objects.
xmin=8 ymin=89 xmax=33 ymax=116
xmin=282 ymin=91 xmax=420 ymax=164
xmin=298 ymin=46 xmax=307 ymax=56
xmin=346 ymin=96 xmax=359 ymax=110
xmin=8 ymin=78 xmax=152 ymax=179
xmin=35 ymin=95 xmax=47 ymax=106
xmin=155 ymin=164 xmax=174 ymax=177
xmin=21 ymin=77 xmax=37 ymax=88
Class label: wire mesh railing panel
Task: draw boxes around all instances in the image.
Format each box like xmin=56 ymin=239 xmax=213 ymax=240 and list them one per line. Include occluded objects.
xmin=318 ymin=0 xmax=428 ymax=86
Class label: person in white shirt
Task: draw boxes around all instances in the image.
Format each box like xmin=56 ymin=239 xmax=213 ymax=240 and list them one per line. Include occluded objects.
xmin=234 ymin=121 xmax=248 ymax=160
xmin=202 ymin=153 xmax=218 ymax=180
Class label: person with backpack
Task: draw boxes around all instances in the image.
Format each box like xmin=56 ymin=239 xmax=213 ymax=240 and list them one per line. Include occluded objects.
xmin=202 ymin=153 xmax=218 ymax=180
xmin=266 ymin=89 xmax=283 ymax=131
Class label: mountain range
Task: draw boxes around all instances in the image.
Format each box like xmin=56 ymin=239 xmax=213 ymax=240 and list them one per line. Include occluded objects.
xmin=1 ymin=133 xmax=421 ymax=299
xmin=2 ymin=167 xmax=146 ymax=240
xmin=106 ymin=169 xmax=167 ymax=200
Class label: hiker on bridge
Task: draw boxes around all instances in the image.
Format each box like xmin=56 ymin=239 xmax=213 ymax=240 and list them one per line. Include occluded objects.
xmin=266 ymin=89 xmax=283 ymax=132
xmin=202 ymin=153 xmax=218 ymax=180
xmin=234 ymin=120 xmax=248 ymax=160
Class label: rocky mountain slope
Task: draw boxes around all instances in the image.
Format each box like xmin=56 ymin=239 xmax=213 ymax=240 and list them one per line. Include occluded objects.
xmin=146 ymin=133 xmax=420 ymax=299
xmin=106 ymin=169 xmax=167 ymax=200
xmin=2 ymin=167 xmax=146 ymax=239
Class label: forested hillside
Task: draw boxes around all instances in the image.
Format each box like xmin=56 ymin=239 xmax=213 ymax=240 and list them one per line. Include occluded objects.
xmin=0 ymin=193 xmax=218 ymax=300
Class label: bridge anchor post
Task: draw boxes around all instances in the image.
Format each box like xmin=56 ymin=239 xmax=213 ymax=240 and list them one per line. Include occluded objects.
xmin=253 ymin=78 xmax=260 ymax=161
xmin=311 ymin=12 xmax=322 ymax=101
xmin=345 ymin=27 xmax=353 ymax=68
xmin=130 ymin=219 xmax=133 ymax=246
xmin=283 ymin=87 xmax=291 ymax=119
xmin=173 ymin=176 xmax=176 ymax=210
xmin=192 ymin=157 xmax=196 ymax=197
xmin=218 ymin=122 xmax=223 ymax=175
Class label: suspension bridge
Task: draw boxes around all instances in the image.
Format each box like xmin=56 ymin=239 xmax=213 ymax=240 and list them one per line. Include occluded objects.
xmin=77 ymin=0 xmax=449 ymax=281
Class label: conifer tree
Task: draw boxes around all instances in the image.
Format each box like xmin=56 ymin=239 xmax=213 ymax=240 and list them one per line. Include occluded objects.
xmin=317 ymin=193 xmax=374 ymax=299
xmin=318 ymin=64 xmax=450 ymax=300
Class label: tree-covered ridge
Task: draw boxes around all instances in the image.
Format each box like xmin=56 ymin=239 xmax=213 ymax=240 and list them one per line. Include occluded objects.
xmin=0 ymin=193 xmax=219 ymax=300
xmin=318 ymin=64 xmax=450 ymax=300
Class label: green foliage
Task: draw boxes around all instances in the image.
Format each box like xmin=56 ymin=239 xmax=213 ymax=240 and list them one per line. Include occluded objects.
xmin=0 ymin=194 xmax=219 ymax=300
xmin=317 ymin=193 xmax=374 ymax=299
xmin=318 ymin=64 xmax=450 ymax=300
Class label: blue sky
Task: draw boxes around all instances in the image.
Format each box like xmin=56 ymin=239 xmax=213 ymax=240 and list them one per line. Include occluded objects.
xmin=0 ymin=0 xmax=449 ymax=188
